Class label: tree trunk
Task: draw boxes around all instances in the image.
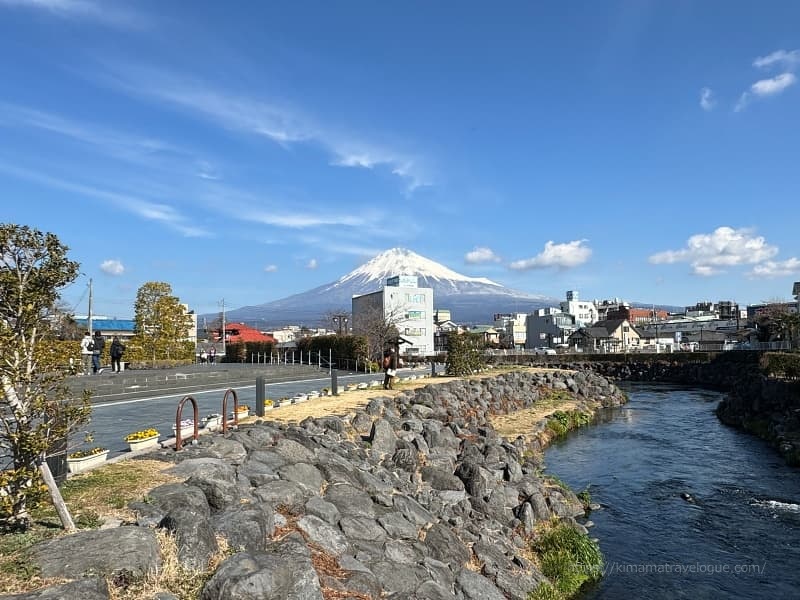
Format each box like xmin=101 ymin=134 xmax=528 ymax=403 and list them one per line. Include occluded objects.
xmin=39 ymin=459 xmax=76 ymax=532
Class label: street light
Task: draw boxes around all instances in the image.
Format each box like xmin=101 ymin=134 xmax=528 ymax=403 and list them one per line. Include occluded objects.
xmin=332 ymin=314 xmax=349 ymax=335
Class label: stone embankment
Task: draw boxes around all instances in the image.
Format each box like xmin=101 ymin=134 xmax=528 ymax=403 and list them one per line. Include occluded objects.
xmin=12 ymin=369 xmax=626 ymax=600
xmin=547 ymin=354 xmax=800 ymax=466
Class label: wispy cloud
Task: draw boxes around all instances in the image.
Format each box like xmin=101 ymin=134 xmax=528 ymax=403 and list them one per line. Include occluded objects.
xmin=735 ymin=73 xmax=796 ymax=112
xmin=0 ymin=102 xmax=184 ymax=164
xmin=734 ymin=48 xmax=800 ymax=112
xmin=94 ymin=63 xmax=431 ymax=190
xmin=306 ymin=258 xmax=318 ymax=270
xmin=0 ymin=0 xmax=147 ymax=28
xmin=699 ymin=87 xmax=715 ymax=111
xmin=100 ymin=259 xmax=124 ymax=276
xmin=464 ymin=246 xmax=501 ymax=264
xmin=263 ymin=264 xmax=278 ymax=273
xmin=749 ymin=258 xmax=800 ymax=278
xmin=649 ymin=226 xmax=778 ymax=276
xmin=753 ymin=49 xmax=800 ymax=70
xmin=0 ymin=162 xmax=210 ymax=237
xmin=509 ymin=240 xmax=592 ymax=271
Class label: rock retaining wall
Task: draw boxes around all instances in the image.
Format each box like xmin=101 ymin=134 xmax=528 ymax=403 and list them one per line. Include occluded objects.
xmin=15 ymin=369 xmax=627 ymax=600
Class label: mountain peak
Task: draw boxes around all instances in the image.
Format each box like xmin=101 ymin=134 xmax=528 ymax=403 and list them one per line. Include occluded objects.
xmin=336 ymin=247 xmax=501 ymax=287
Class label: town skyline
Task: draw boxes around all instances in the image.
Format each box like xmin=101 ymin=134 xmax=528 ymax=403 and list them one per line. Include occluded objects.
xmin=2 ymin=1 xmax=799 ymax=317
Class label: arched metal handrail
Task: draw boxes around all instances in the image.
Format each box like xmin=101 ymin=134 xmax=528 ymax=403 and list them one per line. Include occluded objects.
xmin=222 ymin=388 xmax=238 ymax=433
xmin=175 ymin=395 xmax=199 ymax=451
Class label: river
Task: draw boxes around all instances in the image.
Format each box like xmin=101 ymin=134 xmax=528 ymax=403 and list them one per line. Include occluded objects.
xmin=542 ymin=383 xmax=800 ymax=599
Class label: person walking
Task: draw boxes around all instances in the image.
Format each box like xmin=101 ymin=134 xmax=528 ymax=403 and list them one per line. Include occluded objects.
xmin=209 ymin=345 xmax=217 ymax=365
xmin=79 ymin=331 xmax=93 ymax=376
xmin=382 ymin=348 xmax=397 ymax=390
xmin=200 ymin=348 xmax=207 ymax=364
xmin=91 ymin=330 xmax=106 ymax=374
xmin=110 ymin=335 xmax=126 ymax=373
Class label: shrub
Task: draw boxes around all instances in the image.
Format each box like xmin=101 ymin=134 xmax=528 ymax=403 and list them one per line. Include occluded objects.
xmin=532 ymin=522 xmax=603 ymax=597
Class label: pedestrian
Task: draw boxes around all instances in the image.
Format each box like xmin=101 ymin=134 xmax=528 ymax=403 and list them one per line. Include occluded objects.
xmin=91 ymin=330 xmax=106 ymax=374
xmin=110 ymin=335 xmax=126 ymax=373
xmin=80 ymin=330 xmax=93 ymax=376
xmin=382 ymin=348 xmax=397 ymax=390
xmin=200 ymin=348 xmax=207 ymax=364
xmin=209 ymin=345 xmax=217 ymax=365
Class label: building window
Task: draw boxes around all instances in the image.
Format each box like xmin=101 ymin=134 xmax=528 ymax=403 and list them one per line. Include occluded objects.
xmin=405 ymin=327 xmax=426 ymax=336
xmin=405 ymin=293 xmax=425 ymax=304
xmin=406 ymin=310 xmax=425 ymax=319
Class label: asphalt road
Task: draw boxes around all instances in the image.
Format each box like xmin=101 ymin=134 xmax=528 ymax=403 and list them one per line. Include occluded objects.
xmin=78 ymin=366 xmax=436 ymax=459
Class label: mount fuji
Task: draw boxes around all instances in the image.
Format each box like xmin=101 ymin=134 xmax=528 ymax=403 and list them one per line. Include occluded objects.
xmin=220 ymin=248 xmax=557 ymax=327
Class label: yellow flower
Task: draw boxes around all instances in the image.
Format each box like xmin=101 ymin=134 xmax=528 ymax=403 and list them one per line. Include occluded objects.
xmin=68 ymin=447 xmax=107 ymax=459
xmin=124 ymin=428 xmax=159 ymax=442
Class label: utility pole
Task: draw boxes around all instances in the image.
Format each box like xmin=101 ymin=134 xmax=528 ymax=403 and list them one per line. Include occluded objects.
xmin=87 ymin=278 xmax=93 ymax=335
xmin=220 ymin=298 xmax=226 ymax=358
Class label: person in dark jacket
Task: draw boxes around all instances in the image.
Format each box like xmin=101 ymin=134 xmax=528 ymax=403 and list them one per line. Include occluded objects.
xmin=382 ymin=348 xmax=397 ymax=390
xmin=91 ymin=330 xmax=106 ymax=374
xmin=110 ymin=336 xmax=126 ymax=373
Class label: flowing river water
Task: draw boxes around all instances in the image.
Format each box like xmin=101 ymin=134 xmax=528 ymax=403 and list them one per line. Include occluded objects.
xmin=542 ymin=383 xmax=800 ymax=599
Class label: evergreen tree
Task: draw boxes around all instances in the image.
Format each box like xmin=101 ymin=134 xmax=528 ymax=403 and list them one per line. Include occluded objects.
xmin=0 ymin=224 xmax=90 ymax=531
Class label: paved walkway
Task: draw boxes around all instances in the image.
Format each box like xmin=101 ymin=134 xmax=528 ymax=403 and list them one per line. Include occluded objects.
xmin=67 ymin=363 xmax=334 ymax=403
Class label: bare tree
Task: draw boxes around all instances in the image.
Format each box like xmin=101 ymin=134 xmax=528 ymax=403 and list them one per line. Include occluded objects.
xmin=352 ymin=303 xmax=404 ymax=360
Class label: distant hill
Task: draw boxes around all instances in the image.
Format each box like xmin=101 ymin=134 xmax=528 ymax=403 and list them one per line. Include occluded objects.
xmin=216 ymin=248 xmax=557 ymax=327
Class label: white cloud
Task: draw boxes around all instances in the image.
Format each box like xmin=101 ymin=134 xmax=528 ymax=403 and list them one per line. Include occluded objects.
xmin=753 ymin=49 xmax=800 ymax=70
xmin=0 ymin=162 xmax=210 ymax=237
xmin=263 ymin=264 xmax=278 ymax=273
xmin=306 ymin=258 xmax=318 ymax=270
xmin=749 ymin=258 xmax=800 ymax=278
xmin=97 ymin=63 xmax=431 ymax=189
xmin=649 ymin=226 xmax=779 ymax=275
xmin=735 ymin=72 xmax=797 ymax=111
xmin=0 ymin=0 xmax=146 ymax=28
xmin=465 ymin=246 xmax=501 ymax=264
xmin=100 ymin=259 xmax=124 ymax=276
xmin=0 ymin=103 xmax=186 ymax=164
xmin=699 ymin=87 xmax=716 ymax=111
xmin=509 ymin=240 xmax=592 ymax=271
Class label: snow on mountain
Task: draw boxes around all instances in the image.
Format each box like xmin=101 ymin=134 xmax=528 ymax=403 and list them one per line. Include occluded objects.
xmin=220 ymin=248 xmax=556 ymax=326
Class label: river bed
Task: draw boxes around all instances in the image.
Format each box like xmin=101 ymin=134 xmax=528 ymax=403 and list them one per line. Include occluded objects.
xmin=543 ymin=383 xmax=800 ymax=599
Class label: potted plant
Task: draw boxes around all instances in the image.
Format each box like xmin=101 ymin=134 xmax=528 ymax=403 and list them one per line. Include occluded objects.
xmin=264 ymin=399 xmax=274 ymax=411
xmin=230 ymin=404 xmax=250 ymax=419
xmin=172 ymin=419 xmax=195 ymax=438
xmin=67 ymin=447 xmax=109 ymax=474
xmin=321 ymin=387 xmax=330 ymax=396
xmin=201 ymin=413 xmax=223 ymax=429
xmin=124 ymin=428 xmax=160 ymax=452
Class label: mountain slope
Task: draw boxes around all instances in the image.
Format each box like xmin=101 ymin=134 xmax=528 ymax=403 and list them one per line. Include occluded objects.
xmin=221 ymin=248 xmax=556 ymax=327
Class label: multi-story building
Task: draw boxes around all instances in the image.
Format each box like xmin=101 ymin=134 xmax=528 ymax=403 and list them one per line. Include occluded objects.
xmin=525 ymin=308 xmax=576 ymax=349
xmin=352 ymin=275 xmax=434 ymax=357
xmin=493 ymin=313 xmax=528 ymax=349
xmin=560 ymin=290 xmax=598 ymax=327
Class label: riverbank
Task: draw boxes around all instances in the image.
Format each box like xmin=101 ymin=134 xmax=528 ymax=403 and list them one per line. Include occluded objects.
xmin=2 ymin=367 xmax=626 ymax=600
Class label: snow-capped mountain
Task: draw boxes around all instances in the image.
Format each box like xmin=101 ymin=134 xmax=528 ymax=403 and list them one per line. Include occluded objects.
xmin=220 ymin=248 xmax=556 ymax=327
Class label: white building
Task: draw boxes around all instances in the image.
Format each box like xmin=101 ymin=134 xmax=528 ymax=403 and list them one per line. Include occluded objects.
xmin=352 ymin=275 xmax=434 ymax=357
xmin=493 ymin=313 xmax=528 ymax=349
xmin=560 ymin=290 xmax=598 ymax=327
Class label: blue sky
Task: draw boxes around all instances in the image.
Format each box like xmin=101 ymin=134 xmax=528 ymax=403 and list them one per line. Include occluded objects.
xmin=2 ymin=1 xmax=799 ymax=319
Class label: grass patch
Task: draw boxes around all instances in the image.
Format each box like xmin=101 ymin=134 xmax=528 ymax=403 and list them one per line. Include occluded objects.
xmin=545 ymin=410 xmax=593 ymax=439
xmin=0 ymin=459 xmax=181 ymax=594
xmin=576 ymin=488 xmax=592 ymax=511
xmin=530 ymin=521 xmax=603 ymax=599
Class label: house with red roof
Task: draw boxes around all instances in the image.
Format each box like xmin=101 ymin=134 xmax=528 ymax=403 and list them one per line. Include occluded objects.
xmin=215 ymin=322 xmax=276 ymax=344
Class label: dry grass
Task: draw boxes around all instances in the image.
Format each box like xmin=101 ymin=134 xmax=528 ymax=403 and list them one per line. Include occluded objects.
xmin=108 ymin=530 xmax=231 ymax=600
xmin=489 ymin=397 xmax=581 ymax=443
xmin=0 ymin=459 xmax=182 ymax=594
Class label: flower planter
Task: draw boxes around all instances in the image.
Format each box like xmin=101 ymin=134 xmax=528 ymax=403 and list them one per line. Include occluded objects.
xmin=127 ymin=435 xmax=159 ymax=452
xmin=263 ymin=404 xmax=274 ymax=411
xmin=67 ymin=450 xmax=109 ymax=474
xmin=231 ymin=409 xmax=249 ymax=420
xmin=202 ymin=415 xmax=223 ymax=429
xmin=172 ymin=425 xmax=195 ymax=439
